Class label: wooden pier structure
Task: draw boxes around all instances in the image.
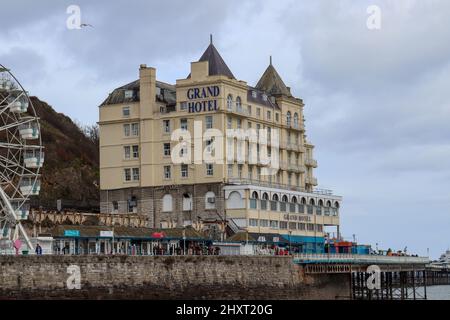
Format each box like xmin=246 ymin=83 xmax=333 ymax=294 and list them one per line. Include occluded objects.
xmin=294 ymin=254 xmax=450 ymax=300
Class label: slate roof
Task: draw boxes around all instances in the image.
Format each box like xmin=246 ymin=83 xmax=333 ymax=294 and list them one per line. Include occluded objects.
xmin=255 ymin=64 xmax=292 ymax=97
xmin=100 ymin=80 xmax=176 ymax=107
xmin=247 ymin=86 xmax=280 ymax=110
xmin=187 ymin=43 xmax=235 ymax=79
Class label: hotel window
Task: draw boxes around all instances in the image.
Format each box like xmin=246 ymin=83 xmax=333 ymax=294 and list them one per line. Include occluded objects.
xmin=298 ymin=223 xmax=306 ymax=231
xmin=227 ymin=164 xmax=233 ymax=177
xmin=289 ymin=222 xmax=297 ymax=230
xmin=124 ymin=146 xmax=131 ymax=159
xmin=163 ymin=120 xmax=170 ymax=133
xmin=276 ymin=172 xmax=281 ymax=184
xmin=280 ymin=221 xmax=288 ymax=230
xmin=251 ymin=90 xmax=257 ymax=98
xmin=256 ymin=108 xmax=261 ymax=118
xmin=206 ymin=139 xmax=213 ymax=154
xmin=236 ymin=96 xmax=241 ymax=110
xmin=124 ymin=168 xmax=131 ymax=181
xmin=131 ymin=123 xmax=139 ymax=136
xmin=296 ymin=174 xmax=300 ymax=187
xmin=260 ymin=219 xmax=269 ymax=228
xmin=316 ymin=224 xmax=323 ymax=232
xmin=275 ymin=113 xmax=279 ymax=122
xmin=286 ymin=111 xmax=291 ymax=126
xmin=307 ymin=223 xmax=315 ymax=231
xmin=112 ymin=201 xmax=119 ymax=213
xmin=307 ymin=205 xmax=314 ymax=215
xmin=122 ymin=106 xmax=130 ymax=117
xmin=205 ymin=116 xmax=213 ymax=129
xmin=227 ymin=116 xmax=232 ymax=129
xmin=237 ymin=118 xmax=242 ymax=129
xmin=249 ymin=219 xmax=258 ymax=227
xmin=248 ymin=165 xmax=253 ymax=180
xmin=247 ymin=105 xmax=252 ymax=115
xmin=227 ymin=95 xmax=233 ymax=110
xmin=288 ymin=132 xmax=291 ymax=144
xmin=299 ymin=204 xmax=305 ymax=214
xmin=238 ymin=164 xmax=243 ymax=178
xmin=267 ymin=111 xmax=271 ymax=120
xmin=294 ymin=113 xmax=299 ymax=128
xmin=262 ymin=94 xmax=268 ymax=101
xmin=247 ymin=121 xmax=252 ymax=129
xmin=124 ymin=90 xmax=133 ymax=99
xmin=180 ymin=118 xmax=188 ymax=131
xmin=181 ymin=164 xmax=188 ymax=178
xmin=180 ymin=101 xmax=188 ymax=111
xmin=132 ymin=168 xmax=140 ymax=181
xmin=270 ymin=220 xmax=279 ymax=229
xmin=267 ymin=127 xmax=271 ymax=141
xmin=257 ymin=167 xmax=261 ymax=181
xmin=163 ymin=143 xmax=171 ymax=156
xmin=206 ymin=163 xmax=214 ymax=176
xmin=164 ymin=166 xmax=171 ymax=179
xmin=123 ymin=124 xmax=131 ymax=137
xmin=132 ymin=145 xmax=139 ymax=158
xmin=288 ymin=173 xmax=292 ymax=186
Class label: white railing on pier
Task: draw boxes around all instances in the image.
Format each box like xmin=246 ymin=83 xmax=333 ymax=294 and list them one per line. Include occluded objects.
xmin=293 ymin=253 xmax=430 ymax=265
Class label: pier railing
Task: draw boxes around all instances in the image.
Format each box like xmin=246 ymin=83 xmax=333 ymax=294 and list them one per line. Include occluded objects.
xmin=294 ymin=253 xmax=430 ymax=265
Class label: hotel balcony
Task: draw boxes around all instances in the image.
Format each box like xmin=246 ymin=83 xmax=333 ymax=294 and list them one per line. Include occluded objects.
xmin=226 ymin=177 xmax=306 ymax=193
xmin=305 ymin=158 xmax=318 ymax=168
xmin=228 ymin=105 xmax=250 ymax=116
xmin=305 ymin=176 xmax=318 ymax=186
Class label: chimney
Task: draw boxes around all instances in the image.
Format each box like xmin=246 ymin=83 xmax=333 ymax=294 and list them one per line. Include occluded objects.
xmin=139 ymin=65 xmax=156 ymax=118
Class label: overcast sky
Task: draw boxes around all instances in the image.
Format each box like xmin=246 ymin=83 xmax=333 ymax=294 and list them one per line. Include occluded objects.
xmin=1 ymin=0 xmax=449 ymax=258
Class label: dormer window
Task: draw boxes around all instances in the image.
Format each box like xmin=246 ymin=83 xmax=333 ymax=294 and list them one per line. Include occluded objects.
xmin=252 ymin=90 xmax=257 ymax=98
xmin=124 ymin=90 xmax=133 ymax=99
xmin=262 ymin=94 xmax=268 ymax=101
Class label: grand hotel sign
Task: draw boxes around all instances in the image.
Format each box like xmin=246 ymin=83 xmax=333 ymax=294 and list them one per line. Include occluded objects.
xmin=186 ymin=86 xmax=220 ymax=113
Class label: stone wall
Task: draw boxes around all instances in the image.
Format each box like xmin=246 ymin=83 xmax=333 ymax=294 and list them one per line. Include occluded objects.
xmin=0 ymin=255 xmax=350 ymax=300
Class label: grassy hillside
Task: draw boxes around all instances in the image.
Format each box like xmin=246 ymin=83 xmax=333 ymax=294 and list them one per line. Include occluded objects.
xmin=29 ymin=96 xmax=99 ymax=211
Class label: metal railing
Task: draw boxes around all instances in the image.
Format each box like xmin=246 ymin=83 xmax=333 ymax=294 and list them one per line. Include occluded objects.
xmin=294 ymin=253 xmax=430 ymax=265
xmin=226 ymin=178 xmax=307 ymax=192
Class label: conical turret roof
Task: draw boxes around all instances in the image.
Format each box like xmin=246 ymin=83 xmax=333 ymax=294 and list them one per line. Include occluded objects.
xmin=256 ymin=60 xmax=291 ymax=97
xmin=188 ymin=39 xmax=235 ymax=79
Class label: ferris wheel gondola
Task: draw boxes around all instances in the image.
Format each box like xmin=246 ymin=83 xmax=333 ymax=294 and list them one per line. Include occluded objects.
xmin=0 ymin=64 xmax=44 ymax=253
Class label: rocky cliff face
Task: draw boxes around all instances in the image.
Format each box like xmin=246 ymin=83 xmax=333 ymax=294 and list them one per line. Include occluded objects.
xmin=29 ymin=96 xmax=99 ymax=211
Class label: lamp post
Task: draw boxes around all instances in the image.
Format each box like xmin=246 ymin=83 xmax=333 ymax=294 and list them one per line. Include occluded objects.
xmin=288 ymin=230 xmax=292 ymax=256
xmin=182 ymin=227 xmax=186 ymax=256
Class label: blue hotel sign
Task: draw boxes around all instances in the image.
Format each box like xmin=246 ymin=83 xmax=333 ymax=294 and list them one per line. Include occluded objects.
xmin=187 ymin=86 xmax=219 ymax=113
xmin=64 ymin=230 xmax=80 ymax=237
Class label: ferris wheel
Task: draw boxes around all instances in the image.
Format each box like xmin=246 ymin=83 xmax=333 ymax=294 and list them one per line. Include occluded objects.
xmin=0 ymin=64 xmax=44 ymax=253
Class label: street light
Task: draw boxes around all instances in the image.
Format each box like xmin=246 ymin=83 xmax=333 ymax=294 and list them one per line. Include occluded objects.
xmin=288 ymin=230 xmax=292 ymax=256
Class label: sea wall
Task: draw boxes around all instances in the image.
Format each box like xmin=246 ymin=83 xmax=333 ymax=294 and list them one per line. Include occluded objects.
xmin=0 ymin=255 xmax=350 ymax=299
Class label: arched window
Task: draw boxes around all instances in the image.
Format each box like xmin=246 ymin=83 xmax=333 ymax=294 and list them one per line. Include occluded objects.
xmin=301 ymin=197 xmax=306 ymax=205
xmin=182 ymin=193 xmax=192 ymax=211
xmin=292 ymin=196 xmax=298 ymax=203
xmin=309 ymin=199 xmax=315 ymax=206
xmin=334 ymin=201 xmax=340 ymax=209
xmin=326 ymin=200 xmax=332 ymax=207
xmin=293 ymin=113 xmax=299 ymax=127
xmin=272 ymin=194 xmax=279 ymax=201
xmin=282 ymin=195 xmax=288 ymax=202
xmin=318 ymin=199 xmax=324 ymax=207
xmin=262 ymin=192 xmax=269 ymax=200
xmin=205 ymin=191 xmax=216 ymax=209
xmin=236 ymin=96 xmax=241 ymax=110
xmin=251 ymin=191 xmax=259 ymax=199
xmin=162 ymin=194 xmax=173 ymax=212
xmin=227 ymin=95 xmax=233 ymax=110
xmin=227 ymin=191 xmax=245 ymax=209
xmin=286 ymin=111 xmax=291 ymax=126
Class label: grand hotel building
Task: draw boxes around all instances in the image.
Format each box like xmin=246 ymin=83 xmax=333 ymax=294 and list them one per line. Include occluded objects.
xmin=99 ymin=39 xmax=342 ymax=253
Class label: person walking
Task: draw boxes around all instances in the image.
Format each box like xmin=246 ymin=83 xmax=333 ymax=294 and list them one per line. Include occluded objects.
xmin=35 ymin=243 xmax=43 ymax=255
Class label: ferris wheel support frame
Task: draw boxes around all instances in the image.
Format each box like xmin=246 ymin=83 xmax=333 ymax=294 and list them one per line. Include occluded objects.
xmin=0 ymin=63 xmax=41 ymax=254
